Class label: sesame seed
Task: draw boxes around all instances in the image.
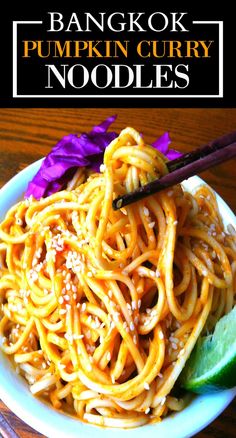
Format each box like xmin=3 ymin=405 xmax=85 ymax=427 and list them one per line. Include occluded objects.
xmin=133 ymin=335 xmax=137 ymax=344
xmin=73 ymin=293 xmax=77 ymax=300
xmin=35 ymin=263 xmax=43 ymax=273
xmin=145 ymin=407 xmax=150 ymax=414
xmin=131 ymin=300 xmax=136 ymax=310
xmin=32 ymin=258 xmax=37 ymax=267
xmin=148 ymin=221 xmax=155 ymax=229
xmin=64 ymin=295 xmax=70 ymax=301
xmin=107 ymin=352 xmax=111 ymax=361
xmin=149 ymin=236 xmax=155 ymax=242
xmin=72 ymin=284 xmax=77 ymax=293
xmin=157 ymin=372 xmax=163 ymax=378
xmin=86 ymin=330 xmax=91 ymax=339
xmin=144 ymin=382 xmax=150 ymax=390
xmin=172 ymin=343 xmax=178 ymax=350
xmin=169 ymin=336 xmax=178 ymax=344
xmin=178 ymin=348 xmax=185 ymax=356
xmin=160 ymin=396 xmax=166 ymax=406
xmin=100 ymin=164 xmax=106 ymax=173
xmin=66 ymin=283 xmax=72 ymax=291
xmin=159 ymin=331 xmax=164 ymax=340
xmin=66 ymin=273 xmax=71 ymax=282
xmin=58 ymin=296 xmax=64 ymax=304
xmin=143 ymin=207 xmax=149 ymax=217
xmin=138 ymin=299 xmax=142 ymax=309
xmin=66 ymin=304 xmax=71 ymax=311
xmin=81 ymin=303 xmax=87 ymax=312
xmin=202 ymin=270 xmax=207 ymax=276
xmin=130 ymin=321 xmax=135 ymax=331
xmin=29 ymin=270 xmax=38 ymax=282
xmin=173 ymin=220 xmax=178 ymax=226
xmin=146 ymin=308 xmax=151 ymax=314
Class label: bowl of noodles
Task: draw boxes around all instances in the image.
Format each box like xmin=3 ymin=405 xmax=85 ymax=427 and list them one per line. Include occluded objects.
xmin=0 ymin=127 xmax=235 ymax=438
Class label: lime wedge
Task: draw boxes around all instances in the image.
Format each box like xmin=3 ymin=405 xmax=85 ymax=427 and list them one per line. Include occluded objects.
xmin=179 ymin=305 xmax=236 ymax=393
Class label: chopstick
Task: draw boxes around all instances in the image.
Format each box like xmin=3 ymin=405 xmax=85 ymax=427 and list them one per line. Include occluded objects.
xmin=166 ymin=131 xmax=236 ymax=173
xmin=0 ymin=411 xmax=21 ymax=438
xmin=112 ymin=132 xmax=236 ymax=210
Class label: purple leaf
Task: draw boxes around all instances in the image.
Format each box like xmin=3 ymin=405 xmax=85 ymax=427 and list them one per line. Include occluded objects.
xmin=152 ymin=132 xmax=182 ymax=160
xmin=25 ymin=115 xmax=117 ymax=199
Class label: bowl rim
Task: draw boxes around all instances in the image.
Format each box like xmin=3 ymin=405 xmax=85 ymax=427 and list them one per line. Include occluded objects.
xmin=0 ymin=159 xmax=235 ymax=438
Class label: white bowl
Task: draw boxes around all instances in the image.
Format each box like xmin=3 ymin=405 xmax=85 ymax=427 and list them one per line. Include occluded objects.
xmin=0 ymin=159 xmax=235 ymax=438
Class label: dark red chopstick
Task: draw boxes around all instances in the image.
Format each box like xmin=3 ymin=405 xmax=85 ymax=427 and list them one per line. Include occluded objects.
xmin=112 ymin=140 xmax=236 ymax=210
xmin=166 ymin=131 xmax=236 ymax=173
xmin=0 ymin=412 xmax=21 ymax=438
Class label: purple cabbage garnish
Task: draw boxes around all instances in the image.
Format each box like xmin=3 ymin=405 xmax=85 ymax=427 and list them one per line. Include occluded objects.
xmin=152 ymin=132 xmax=182 ymax=160
xmin=25 ymin=115 xmax=118 ymax=199
xmin=25 ymin=116 xmax=182 ymax=200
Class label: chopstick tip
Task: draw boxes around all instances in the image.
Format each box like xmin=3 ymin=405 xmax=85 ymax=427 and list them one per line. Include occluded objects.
xmin=113 ymin=198 xmax=123 ymax=210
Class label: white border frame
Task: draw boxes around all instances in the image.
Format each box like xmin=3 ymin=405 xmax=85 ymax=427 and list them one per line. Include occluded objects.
xmin=12 ymin=20 xmax=223 ymax=98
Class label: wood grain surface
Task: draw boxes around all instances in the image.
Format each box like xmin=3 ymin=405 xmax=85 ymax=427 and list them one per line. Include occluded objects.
xmin=0 ymin=108 xmax=235 ymax=438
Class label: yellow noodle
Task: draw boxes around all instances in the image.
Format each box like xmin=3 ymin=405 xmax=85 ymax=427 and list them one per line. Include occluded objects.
xmin=0 ymin=127 xmax=235 ymax=428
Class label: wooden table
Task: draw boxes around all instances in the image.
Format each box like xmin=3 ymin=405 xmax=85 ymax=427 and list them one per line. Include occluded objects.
xmin=0 ymin=108 xmax=235 ymax=438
